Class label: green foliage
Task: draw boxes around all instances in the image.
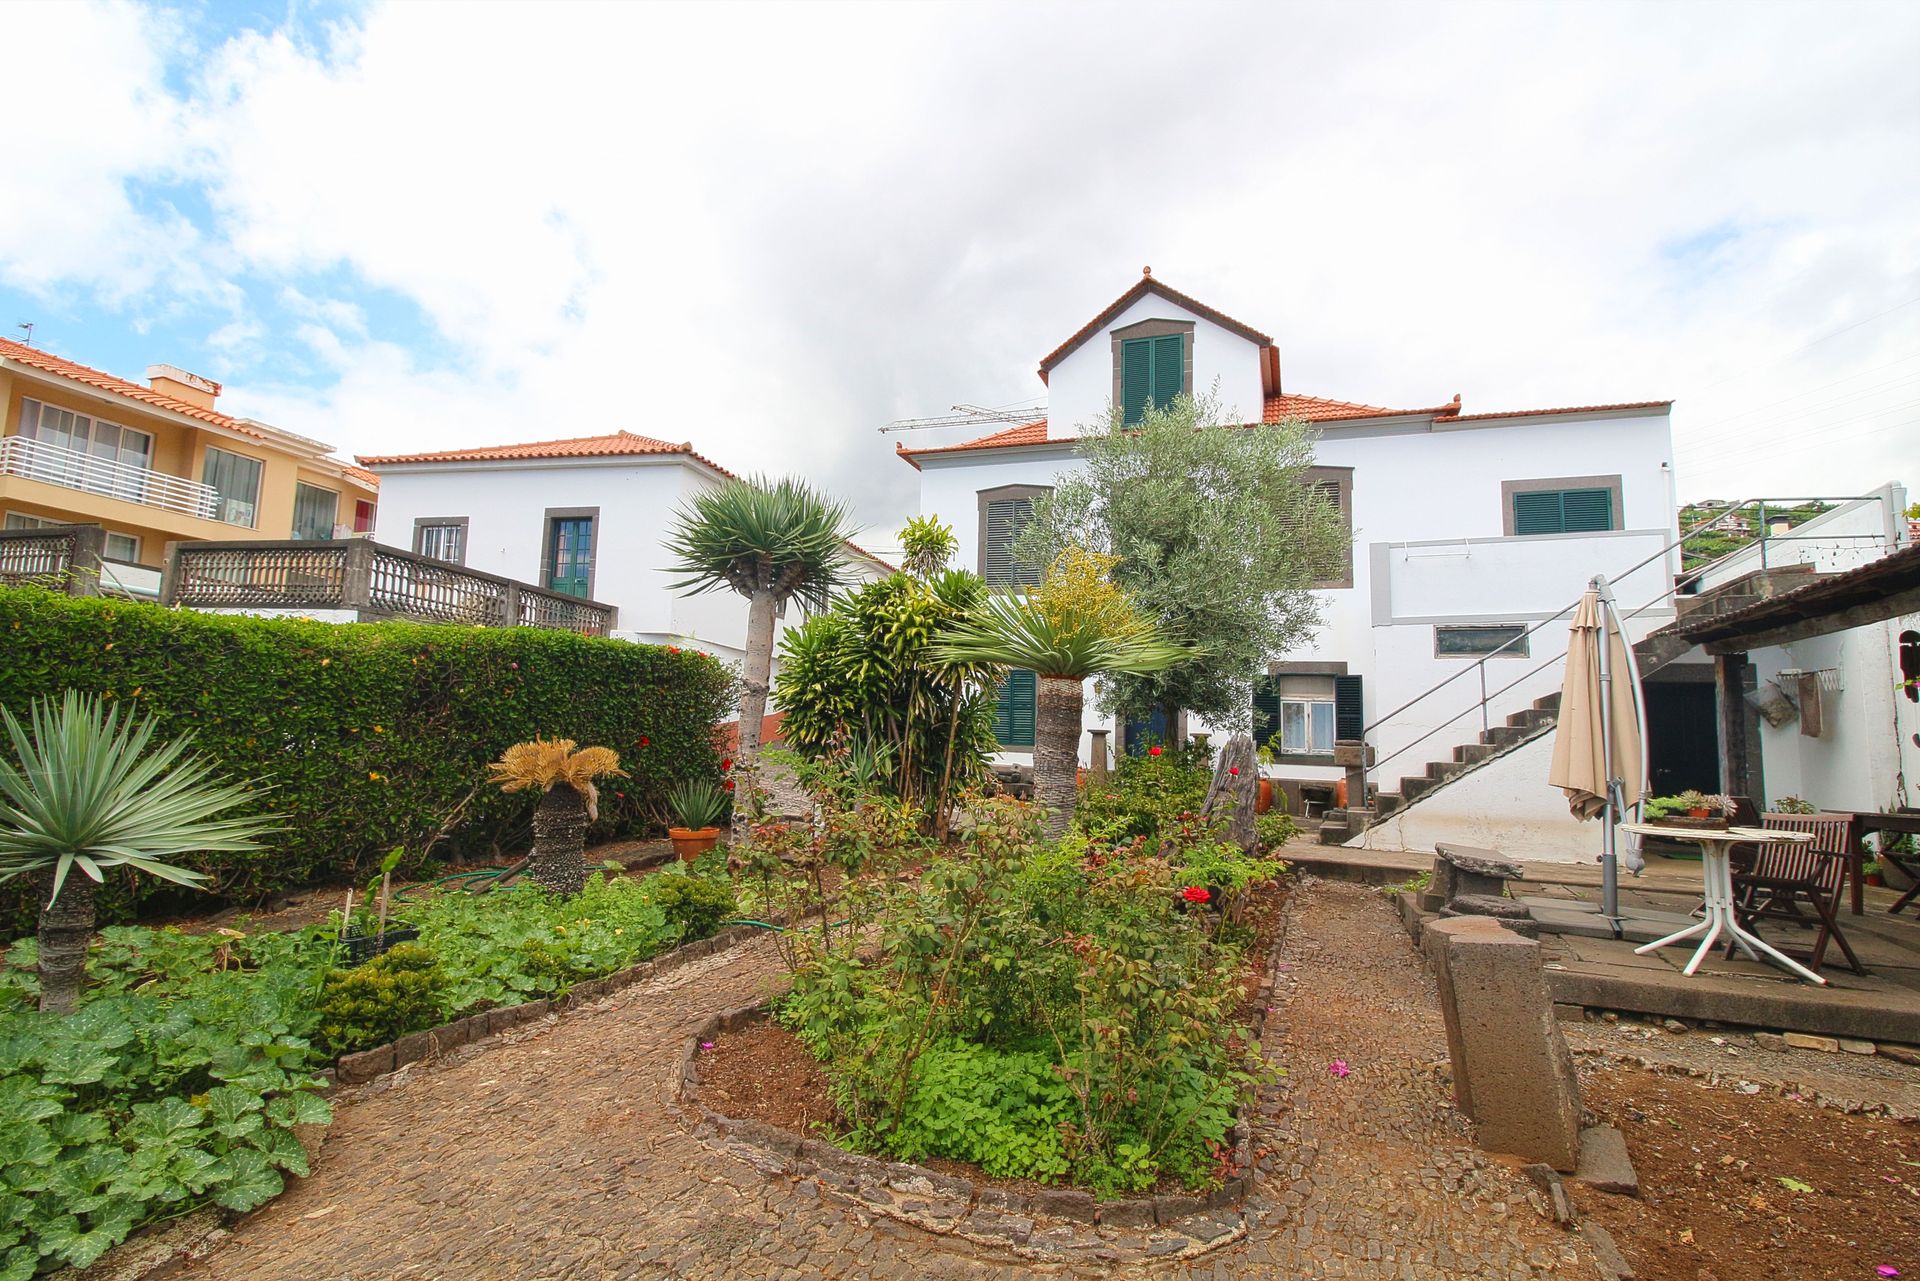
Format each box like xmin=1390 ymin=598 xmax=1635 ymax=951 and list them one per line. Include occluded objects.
xmin=1679 ymin=501 xmax=1834 ymax=569
xmin=314 ymin=943 xmax=447 ymax=1056
xmin=664 ymin=475 xmax=857 ymax=613
xmin=779 ymin=798 xmax=1266 ymax=1195
xmin=0 ymin=690 xmax=275 ymax=902
xmin=0 ymin=585 xmax=735 ymax=928
xmin=774 ymin=572 xmax=1000 ymax=817
xmin=898 ymin=515 xmax=959 ymax=578
xmin=1642 ymin=795 xmax=1688 ymax=819
xmin=1770 ymin=795 xmax=1819 ymax=815
xmin=930 ymin=581 xmax=1186 ymax=680
xmin=646 ymin=872 xmax=737 ymax=942
xmin=667 ymin=779 xmax=731 ymax=830
xmin=1255 ymin=809 xmax=1299 ymax=851
xmin=1073 ymin=747 xmax=1213 ymax=846
xmin=1013 ymin=391 xmax=1347 ymax=729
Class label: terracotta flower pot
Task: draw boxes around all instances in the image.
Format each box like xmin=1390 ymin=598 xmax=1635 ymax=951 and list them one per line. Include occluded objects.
xmin=669 ymin=826 xmax=722 ymax=862
xmin=1256 ymin=778 xmax=1274 ymax=815
xmin=1688 ymin=808 xmax=1711 ymax=818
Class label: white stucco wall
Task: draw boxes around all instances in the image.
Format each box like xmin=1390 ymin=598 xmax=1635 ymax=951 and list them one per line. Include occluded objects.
xmin=1353 ymin=732 xmax=1609 ymax=863
xmin=1042 ymin=294 xmax=1265 ymax=439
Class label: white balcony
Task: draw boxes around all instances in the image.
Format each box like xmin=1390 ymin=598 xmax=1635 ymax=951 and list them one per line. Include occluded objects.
xmin=0 ymin=434 xmax=222 ymax=521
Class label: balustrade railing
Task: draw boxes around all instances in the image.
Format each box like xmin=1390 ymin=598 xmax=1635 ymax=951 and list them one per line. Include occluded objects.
xmin=163 ymin=539 xmax=613 ymax=635
xmin=0 ymin=435 xmax=222 ymax=520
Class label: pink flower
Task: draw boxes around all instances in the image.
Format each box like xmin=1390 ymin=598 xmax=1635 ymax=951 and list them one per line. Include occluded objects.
xmin=1181 ymin=886 xmax=1211 ymax=904
xmin=1148 ymin=746 xmax=1163 ymax=757
xmin=700 ymin=1041 xmax=715 ymax=1051
xmin=1328 ymin=1059 xmax=1351 ymax=1079
xmin=1877 ymin=1269 xmax=1900 ymax=1279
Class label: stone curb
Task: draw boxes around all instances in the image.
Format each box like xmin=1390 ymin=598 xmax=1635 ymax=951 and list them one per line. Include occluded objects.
xmin=330 ymin=922 xmax=766 ymax=1089
xmin=672 ymin=921 xmax=1292 ymax=1264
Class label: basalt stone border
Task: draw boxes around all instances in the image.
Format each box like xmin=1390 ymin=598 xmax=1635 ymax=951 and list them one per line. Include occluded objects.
xmin=672 ymin=926 xmax=1293 ymax=1264
xmin=328 ymin=922 xmax=766 ymax=1088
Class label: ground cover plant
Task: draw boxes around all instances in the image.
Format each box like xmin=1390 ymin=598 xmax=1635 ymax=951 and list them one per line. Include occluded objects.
xmin=0 ymin=586 xmax=734 ymax=928
xmin=758 ymin=780 xmax=1284 ymax=1196
xmin=0 ymin=865 xmax=737 ymax=1273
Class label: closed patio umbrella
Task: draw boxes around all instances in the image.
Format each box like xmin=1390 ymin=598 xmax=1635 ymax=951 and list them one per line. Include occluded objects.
xmin=1549 ymin=575 xmax=1647 ymax=926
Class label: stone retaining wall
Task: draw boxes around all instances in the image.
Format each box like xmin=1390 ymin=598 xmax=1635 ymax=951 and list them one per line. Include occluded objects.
xmin=669 ymin=928 xmax=1291 ymax=1265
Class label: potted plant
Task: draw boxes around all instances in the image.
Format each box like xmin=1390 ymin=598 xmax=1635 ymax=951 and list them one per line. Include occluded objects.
xmin=1255 ymin=739 xmax=1281 ymax=815
xmin=338 ymin=847 xmax=419 ymax=964
xmin=1666 ymin=790 xmax=1728 ymax=831
xmin=668 ymin=779 xmax=730 ymax=861
xmin=1863 ymin=859 xmax=1885 ymax=888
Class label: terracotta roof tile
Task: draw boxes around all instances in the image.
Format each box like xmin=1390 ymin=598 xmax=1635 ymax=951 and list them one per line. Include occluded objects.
xmin=0 ymin=337 xmax=273 ymax=441
xmin=1037 ymin=271 xmax=1274 ymax=374
xmin=1263 ymin=393 xmax=1456 ymax=423
xmin=358 ymin=430 xmax=738 ymax=478
xmin=1439 ymin=400 xmax=1673 ymax=422
xmin=339 ymin=464 xmax=381 ymax=489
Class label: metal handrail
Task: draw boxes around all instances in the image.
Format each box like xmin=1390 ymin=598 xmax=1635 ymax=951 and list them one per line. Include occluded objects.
xmin=0 ymin=435 xmax=220 ymax=520
xmin=1355 ymin=493 xmax=1896 ymax=796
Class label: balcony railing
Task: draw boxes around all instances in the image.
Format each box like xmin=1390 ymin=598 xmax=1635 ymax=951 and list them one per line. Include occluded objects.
xmin=163 ymin=539 xmax=615 ymax=636
xmin=0 ymin=434 xmax=222 ymax=520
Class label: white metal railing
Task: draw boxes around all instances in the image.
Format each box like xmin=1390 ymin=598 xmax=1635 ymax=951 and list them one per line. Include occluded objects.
xmin=0 ymin=434 xmax=220 ymax=520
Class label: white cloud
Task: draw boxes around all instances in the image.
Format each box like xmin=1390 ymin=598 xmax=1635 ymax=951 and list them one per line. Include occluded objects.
xmin=4 ymin=0 xmax=1917 ymax=534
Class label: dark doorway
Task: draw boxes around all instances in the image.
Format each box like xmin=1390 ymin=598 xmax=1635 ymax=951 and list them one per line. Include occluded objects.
xmin=1645 ymin=681 xmax=1719 ymax=796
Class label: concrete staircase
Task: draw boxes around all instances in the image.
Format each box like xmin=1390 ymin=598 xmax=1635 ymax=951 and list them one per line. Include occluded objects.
xmin=1316 ymin=627 xmax=1699 ymax=846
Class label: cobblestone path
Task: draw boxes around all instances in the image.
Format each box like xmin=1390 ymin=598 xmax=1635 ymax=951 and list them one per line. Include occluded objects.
xmin=182 ymin=880 xmax=1590 ymax=1280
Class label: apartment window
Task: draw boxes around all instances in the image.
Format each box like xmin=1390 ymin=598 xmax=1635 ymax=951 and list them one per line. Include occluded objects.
xmin=978 ymin=485 xmax=1049 ymax=588
xmin=1253 ymin=670 xmax=1363 ymax=759
xmin=352 ymin=499 xmax=377 ymax=534
xmin=17 ymin=399 xmax=154 ymax=498
xmin=1504 ymin=476 xmax=1621 ymax=536
xmin=1435 ymin=624 xmax=1530 ymax=658
xmin=413 ymin=517 xmax=468 ymax=565
xmin=201 ymin=447 xmax=263 ymax=527
xmin=993 ymin=669 xmax=1037 ymax=748
xmin=1110 ymin=319 xmax=1193 ymax=425
xmin=291 ymin=483 xmax=340 ymax=541
xmin=541 ymin=508 xmax=598 ymax=599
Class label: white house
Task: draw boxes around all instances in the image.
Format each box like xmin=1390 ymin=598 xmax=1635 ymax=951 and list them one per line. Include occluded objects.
xmin=898 ymin=270 xmax=1684 ymax=860
xmin=360 ymin=431 xmax=892 ymax=665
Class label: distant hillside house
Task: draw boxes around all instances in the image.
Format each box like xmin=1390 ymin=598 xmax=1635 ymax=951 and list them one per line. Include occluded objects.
xmin=359 ymin=431 xmax=892 ymax=664
xmin=898 ymin=269 xmax=1685 ymax=858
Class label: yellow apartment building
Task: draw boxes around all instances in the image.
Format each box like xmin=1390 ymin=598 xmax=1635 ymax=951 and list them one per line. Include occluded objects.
xmin=0 ymin=337 xmax=377 ymax=596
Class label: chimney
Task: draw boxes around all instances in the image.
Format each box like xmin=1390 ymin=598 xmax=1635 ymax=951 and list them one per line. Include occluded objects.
xmin=146 ymin=364 xmax=221 ymax=411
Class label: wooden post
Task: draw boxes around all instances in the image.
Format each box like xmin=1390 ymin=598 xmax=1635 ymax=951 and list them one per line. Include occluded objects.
xmin=1714 ymin=652 xmax=1764 ymax=803
xmin=1088 ymin=729 xmax=1111 ymax=780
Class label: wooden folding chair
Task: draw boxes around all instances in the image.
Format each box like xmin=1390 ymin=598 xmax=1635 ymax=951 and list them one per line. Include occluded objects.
xmin=1727 ymin=813 xmax=1864 ymax=975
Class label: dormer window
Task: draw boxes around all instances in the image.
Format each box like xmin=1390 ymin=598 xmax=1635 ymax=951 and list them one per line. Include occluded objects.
xmin=1111 ymin=320 xmax=1193 ymax=423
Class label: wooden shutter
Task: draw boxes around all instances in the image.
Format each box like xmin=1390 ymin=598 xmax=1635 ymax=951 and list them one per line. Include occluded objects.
xmin=1512 ymin=490 xmax=1563 ymax=535
xmin=1333 ymin=674 xmax=1364 ymax=742
xmin=1251 ymin=675 xmax=1282 ymax=748
xmin=1121 ymin=338 xmax=1153 ymax=423
xmin=994 ymin=669 xmax=1037 ymax=747
xmin=1150 ymin=334 xmax=1184 ymax=409
xmin=983 ymin=498 xmax=1036 ymax=587
xmin=1559 ymin=488 xmax=1613 ymax=532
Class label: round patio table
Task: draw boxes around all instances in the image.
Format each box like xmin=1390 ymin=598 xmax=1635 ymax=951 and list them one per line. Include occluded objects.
xmin=1619 ymin=823 xmax=1826 ymax=986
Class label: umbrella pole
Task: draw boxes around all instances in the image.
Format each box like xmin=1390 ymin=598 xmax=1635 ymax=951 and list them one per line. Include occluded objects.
xmin=1593 ymin=574 xmax=1624 ymax=936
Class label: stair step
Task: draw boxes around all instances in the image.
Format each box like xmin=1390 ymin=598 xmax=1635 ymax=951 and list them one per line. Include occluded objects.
xmin=1482 ymin=725 xmax=1525 ymax=747
xmin=1532 ymin=692 xmax=1562 ymax=713
xmin=1317 ymin=823 xmax=1351 ymax=845
xmin=1454 ymin=742 xmax=1496 ymax=765
xmin=1375 ymin=792 xmax=1405 ymax=816
xmin=1401 ymin=775 xmax=1436 ymax=801
xmin=1426 ymin=759 xmax=1466 ymax=782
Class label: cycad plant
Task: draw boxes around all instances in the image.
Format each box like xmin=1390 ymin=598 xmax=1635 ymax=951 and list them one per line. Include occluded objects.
xmin=933 ymin=548 xmax=1187 ymax=838
xmin=489 ymin=739 xmax=626 ymax=896
xmin=0 ymin=691 xmax=274 ymax=1013
xmin=666 ymin=476 xmax=856 ymax=780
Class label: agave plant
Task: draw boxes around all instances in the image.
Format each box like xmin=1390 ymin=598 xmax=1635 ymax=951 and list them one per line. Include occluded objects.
xmin=0 ymin=691 xmax=275 ymax=1013
xmin=489 ymin=739 xmax=626 ymax=896
xmin=667 ymin=779 xmax=731 ymax=831
xmin=665 ymin=476 xmax=857 ymax=780
xmin=933 ymin=548 xmax=1187 ymax=838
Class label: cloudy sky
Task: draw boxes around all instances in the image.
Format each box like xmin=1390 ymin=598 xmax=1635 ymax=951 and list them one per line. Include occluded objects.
xmin=2 ymin=0 xmax=1915 ymax=553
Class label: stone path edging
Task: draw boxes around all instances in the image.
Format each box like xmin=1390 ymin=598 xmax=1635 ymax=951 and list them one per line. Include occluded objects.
xmin=668 ymin=919 xmax=1291 ymax=1265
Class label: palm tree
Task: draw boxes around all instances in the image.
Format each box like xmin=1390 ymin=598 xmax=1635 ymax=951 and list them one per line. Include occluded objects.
xmin=0 ymin=691 xmax=274 ymax=1014
xmin=489 ymin=739 xmax=626 ymax=896
xmin=666 ymin=476 xmax=857 ymax=779
xmin=933 ymin=550 xmax=1186 ymax=838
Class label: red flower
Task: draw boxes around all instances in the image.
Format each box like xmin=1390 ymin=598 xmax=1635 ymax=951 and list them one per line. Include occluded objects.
xmin=667 ymin=645 xmax=681 ymax=654
xmin=721 ymin=757 xmax=733 ymax=771
xmin=639 ymin=736 xmax=650 ymax=747
xmin=1228 ymin=766 xmax=1239 ymax=776
xmin=723 ymin=780 xmax=736 ymax=791
xmin=1149 ymin=746 xmax=1163 ymax=757
xmin=1181 ymin=886 xmax=1211 ymax=903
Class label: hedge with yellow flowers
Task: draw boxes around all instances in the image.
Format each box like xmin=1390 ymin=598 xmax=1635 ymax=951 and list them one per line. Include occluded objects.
xmin=0 ymin=585 xmax=735 ymax=929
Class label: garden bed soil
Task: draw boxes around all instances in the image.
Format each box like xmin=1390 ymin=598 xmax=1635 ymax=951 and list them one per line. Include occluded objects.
xmin=1572 ymin=1065 xmax=1920 ymax=1281
xmin=696 ymin=876 xmax=1290 ymax=1198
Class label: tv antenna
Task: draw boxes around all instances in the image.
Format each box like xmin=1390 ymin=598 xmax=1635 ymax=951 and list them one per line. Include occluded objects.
xmin=881 ymin=397 xmax=1046 ymax=434
xmin=15 ymin=322 xmax=32 ymax=346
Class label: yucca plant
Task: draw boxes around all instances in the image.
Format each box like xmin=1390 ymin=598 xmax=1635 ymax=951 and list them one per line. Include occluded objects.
xmin=667 ymin=779 xmax=731 ymax=831
xmin=489 ymin=739 xmax=626 ymax=896
xmin=933 ymin=548 xmax=1187 ymax=838
xmin=666 ymin=476 xmax=857 ymax=781
xmin=0 ymin=691 xmax=275 ymax=1013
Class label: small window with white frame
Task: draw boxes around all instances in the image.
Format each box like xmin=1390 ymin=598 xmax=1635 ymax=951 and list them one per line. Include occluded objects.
xmin=413 ymin=517 xmax=468 ymax=565
xmin=1253 ymin=672 xmax=1338 ymax=756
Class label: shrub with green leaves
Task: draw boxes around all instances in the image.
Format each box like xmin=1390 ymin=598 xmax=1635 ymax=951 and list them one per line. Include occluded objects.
xmin=647 ymin=873 xmax=736 ymax=942
xmin=1073 ymin=746 xmax=1213 ymax=846
xmin=0 ymin=585 xmax=735 ymax=929
xmin=314 ymin=944 xmax=447 ymax=1056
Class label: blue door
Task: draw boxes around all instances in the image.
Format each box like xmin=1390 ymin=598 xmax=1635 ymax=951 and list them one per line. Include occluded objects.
xmin=1124 ymin=706 xmax=1171 ymax=755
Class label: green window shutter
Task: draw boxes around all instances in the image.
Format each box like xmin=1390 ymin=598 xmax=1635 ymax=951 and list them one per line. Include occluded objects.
xmin=1150 ymin=334 xmax=1184 ymax=409
xmin=983 ymin=497 xmax=1037 ymax=588
xmin=1252 ymin=676 xmax=1282 ymax=749
xmin=994 ymin=669 xmax=1037 ymax=747
xmin=1121 ymin=338 xmax=1153 ymax=424
xmin=1560 ymin=488 xmax=1613 ymax=532
xmin=1333 ymin=674 xmax=1364 ymax=742
xmin=1512 ymin=490 xmax=1563 ymax=535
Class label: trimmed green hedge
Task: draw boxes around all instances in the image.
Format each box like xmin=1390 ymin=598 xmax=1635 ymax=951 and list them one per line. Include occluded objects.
xmin=0 ymin=586 xmax=735 ymax=928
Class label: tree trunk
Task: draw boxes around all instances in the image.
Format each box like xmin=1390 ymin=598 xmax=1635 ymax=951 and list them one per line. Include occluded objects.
xmin=1034 ymin=676 xmax=1085 ymax=840
xmin=736 ymin=588 xmax=778 ymax=777
xmin=38 ymin=872 xmax=97 ymax=1015
xmin=530 ymin=785 xmax=588 ymax=896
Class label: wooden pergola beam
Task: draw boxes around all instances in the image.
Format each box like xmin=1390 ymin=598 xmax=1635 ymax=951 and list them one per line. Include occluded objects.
xmin=1702 ymin=581 xmax=1920 ymax=654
